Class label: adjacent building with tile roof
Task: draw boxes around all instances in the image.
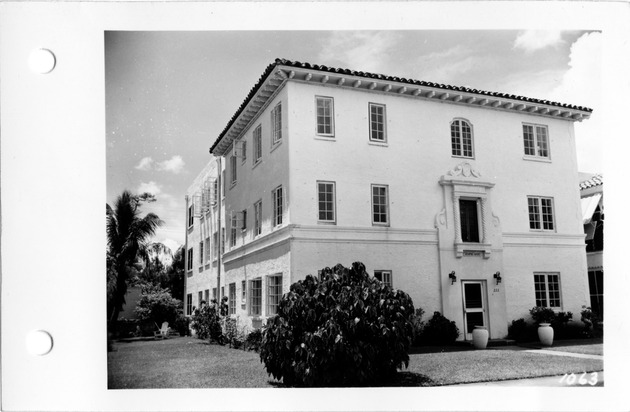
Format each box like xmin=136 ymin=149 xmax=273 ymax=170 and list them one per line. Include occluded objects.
xmin=579 ymin=173 xmax=604 ymax=318
xmin=186 ymin=59 xmax=593 ymax=340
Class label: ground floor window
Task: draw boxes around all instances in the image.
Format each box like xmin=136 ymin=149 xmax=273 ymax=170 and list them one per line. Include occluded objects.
xmin=267 ymin=274 xmax=283 ymax=316
xmin=250 ymin=278 xmax=262 ymax=316
xmin=534 ymin=272 xmax=561 ymax=308
xmin=229 ymin=283 xmax=236 ymax=315
xmin=588 ymin=269 xmax=604 ymax=318
xmin=374 ymin=270 xmax=393 ymax=288
xmin=198 ymin=291 xmax=203 ymax=307
xmin=204 ymin=289 xmax=209 ymax=304
xmin=186 ymin=293 xmax=192 ymax=315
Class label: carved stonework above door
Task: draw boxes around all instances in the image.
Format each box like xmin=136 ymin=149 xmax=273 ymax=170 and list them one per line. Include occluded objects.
xmin=447 ymin=162 xmax=482 ymax=178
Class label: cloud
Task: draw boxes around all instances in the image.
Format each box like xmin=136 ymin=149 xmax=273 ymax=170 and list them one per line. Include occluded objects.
xmin=134 ymin=155 xmax=185 ymax=174
xmin=318 ymin=32 xmax=401 ymax=74
xmin=411 ymin=46 xmax=477 ymax=84
xmin=548 ymin=32 xmax=602 ymax=173
xmin=135 ymin=156 xmax=154 ymax=171
xmin=156 ymin=155 xmax=185 ymax=174
xmin=514 ymin=30 xmax=564 ymax=53
xmin=137 ymin=181 xmax=162 ymax=196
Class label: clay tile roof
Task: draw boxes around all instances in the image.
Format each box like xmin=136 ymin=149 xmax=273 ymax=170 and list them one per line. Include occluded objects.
xmin=579 ymin=174 xmax=603 ymax=190
xmin=210 ymin=58 xmax=594 ymax=154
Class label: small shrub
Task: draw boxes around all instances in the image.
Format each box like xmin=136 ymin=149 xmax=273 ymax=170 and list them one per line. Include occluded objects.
xmin=529 ymin=306 xmax=556 ymax=324
xmin=260 ymin=262 xmax=415 ymax=387
xmin=174 ymin=313 xmax=191 ymax=336
xmin=507 ymin=318 xmax=538 ymax=342
xmin=245 ymin=328 xmax=263 ymax=352
xmin=225 ymin=317 xmax=248 ymax=349
xmin=420 ymin=311 xmax=460 ymax=345
xmin=411 ymin=308 xmax=426 ymax=346
xmin=190 ymin=301 xmax=225 ymax=343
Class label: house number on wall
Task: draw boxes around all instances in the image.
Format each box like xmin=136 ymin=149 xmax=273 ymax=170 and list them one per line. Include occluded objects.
xmin=493 ymin=288 xmax=500 ymax=293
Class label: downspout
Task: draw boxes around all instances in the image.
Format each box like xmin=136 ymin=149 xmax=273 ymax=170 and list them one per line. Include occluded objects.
xmin=216 ymin=156 xmax=222 ymax=307
xmin=184 ymin=195 xmax=189 ymax=316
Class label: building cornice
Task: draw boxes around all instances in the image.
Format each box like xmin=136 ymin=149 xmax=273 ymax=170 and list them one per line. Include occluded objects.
xmin=210 ymin=58 xmax=594 ymax=156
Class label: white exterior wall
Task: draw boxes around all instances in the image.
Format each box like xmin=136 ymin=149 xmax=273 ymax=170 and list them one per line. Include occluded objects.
xmin=210 ymin=75 xmax=589 ymax=338
xmin=184 ymin=158 xmax=225 ymax=315
xmin=283 ymin=80 xmax=588 ymax=338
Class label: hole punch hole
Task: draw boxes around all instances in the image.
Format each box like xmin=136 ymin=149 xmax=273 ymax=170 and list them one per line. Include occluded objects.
xmin=28 ymin=48 xmax=56 ymax=74
xmin=26 ymin=330 xmax=54 ymax=356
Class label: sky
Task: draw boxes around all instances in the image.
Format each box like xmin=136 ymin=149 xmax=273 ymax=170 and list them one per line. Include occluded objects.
xmin=105 ymin=30 xmax=602 ymax=252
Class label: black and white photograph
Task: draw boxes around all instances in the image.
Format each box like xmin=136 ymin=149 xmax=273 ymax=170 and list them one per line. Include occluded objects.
xmin=2 ymin=2 xmax=628 ymax=411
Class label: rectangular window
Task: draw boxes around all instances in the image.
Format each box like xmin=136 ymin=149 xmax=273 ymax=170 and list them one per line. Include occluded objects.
xmin=451 ymin=119 xmax=474 ymax=158
xmin=254 ymin=200 xmax=262 ymax=236
xmin=523 ymin=124 xmax=549 ymax=158
xmin=253 ymin=125 xmax=262 ymax=164
xmin=213 ymin=180 xmax=219 ymax=206
xmin=199 ymin=241 xmax=204 ymax=265
xmin=198 ymin=291 xmax=203 ymax=307
xmin=317 ymin=181 xmax=336 ymax=223
xmin=212 ymin=288 xmax=217 ymax=302
xmin=273 ymin=186 xmax=284 ymax=227
xmin=212 ymin=231 xmax=218 ymax=260
xmin=221 ymin=286 xmax=225 ymax=300
xmin=271 ymin=102 xmax=282 ymax=145
xmin=249 ymin=278 xmax=262 ymax=316
xmin=316 ymin=96 xmax=334 ymax=136
xmin=204 ymin=289 xmax=209 ymax=304
xmin=221 ymin=227 xmax=225 ymax=254
xmin=369 ymin=103 xmax=386 ymax=142
xmin=459 ymin=199 xmax=480 ymax=243
xmin=204 ymin=237 xmax=211 ymax=262
xmin=588 ymin=270 xmax=604 ymax=318
xmin=241 ymin=209 xmax=247 ymax=231
xmin=187 ymin=248 xmax=193 ymax=271
xmin=186 ymin=294 xmax=192 ymax=315
xmin=371 ymin=184 xmax=389 ymax=225
xmin=267 ymin=274 xmax=283 ymax=316
xmin=221 ymin=170 xmax=226 ymax=198
xmin=230 ymin=213 xmax=237 ymax=247
xmin=241 ymin=141 xmax=247 ymax=164
xmin=534 ymin=273 xmax=561 ymax=308
xmin=528 ymin=196 xmax=555 ymax=231
xmin=241 ymin=280 xmax=246 ymax=303
xmin=374 ymin=270 xmax=393 ymax=288
xmin=230 ymin=154 xmax=237 ymax=185
xmin=188 ymin=204 xmax=194 ymax=228
xmin=229 ymin=283 xmax=236 ymax=315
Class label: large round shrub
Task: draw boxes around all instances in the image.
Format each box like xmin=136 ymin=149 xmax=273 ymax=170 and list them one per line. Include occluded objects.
xmin=260 ymin=262 xmax=415 ymax=387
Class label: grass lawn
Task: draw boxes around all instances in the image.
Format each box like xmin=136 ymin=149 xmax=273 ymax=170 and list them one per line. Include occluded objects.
xmin=108 ymin=337 xmax=274 ymax=388
xmin=405 ymin=347 xmax=603 ymax=386
xmin=108 ymin=337 xmax=603 ymax=388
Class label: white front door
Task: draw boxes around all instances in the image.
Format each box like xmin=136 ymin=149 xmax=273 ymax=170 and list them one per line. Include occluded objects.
xmin=462 ymin=281 xmax=488 ymax=340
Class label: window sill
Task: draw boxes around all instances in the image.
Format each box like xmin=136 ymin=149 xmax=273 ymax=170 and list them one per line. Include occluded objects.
xmin=230 ymin=182 xmax=237 ymax=190
xmin=523 ymin=155 xmax=551 ymax=163
xmin=455 ymin=242 xmax=492 ymax=259
xmin=270 ymin=141 xmax=282 ymax=154
xmin=372 ymin=222 xmax=390 ymax=227
xmin=317 ymin=220 xmax=336 ymax=225
xmin=252 ymin=159 xmax=262 ymax=170
xmin=314 ymin=135 xmax=335 ymax=141
xmin=368 ymin=141 xmax=388 ymax=147
xmin=452 ymin=154 xmax=475 ymax=160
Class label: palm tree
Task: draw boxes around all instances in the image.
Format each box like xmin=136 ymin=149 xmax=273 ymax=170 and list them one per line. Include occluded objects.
xmin=106 ymin=190 xmax=163 ymax=324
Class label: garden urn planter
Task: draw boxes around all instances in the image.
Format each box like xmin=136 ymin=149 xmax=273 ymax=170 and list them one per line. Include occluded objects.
xmin=472 ymin=326 xmax=489 ymax=349
xmin=537 ymin=323 xmax=554 ymax=346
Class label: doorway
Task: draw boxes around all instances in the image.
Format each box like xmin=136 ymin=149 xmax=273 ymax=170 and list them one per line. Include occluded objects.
xmin=462 ymin=281 xmax=488 ymax=340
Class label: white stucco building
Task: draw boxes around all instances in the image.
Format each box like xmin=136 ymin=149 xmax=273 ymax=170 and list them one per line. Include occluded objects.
xmin=188 ymin=58 xmax=593 ymax=341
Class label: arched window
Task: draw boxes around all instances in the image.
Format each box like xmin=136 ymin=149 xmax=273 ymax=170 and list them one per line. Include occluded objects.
xmin=451 ymin=119 xmax=474 ymax=158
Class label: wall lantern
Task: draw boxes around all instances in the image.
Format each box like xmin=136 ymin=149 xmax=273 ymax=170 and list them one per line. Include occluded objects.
xmin=494 ymin=271 xmax=502 ymax=285
xmin=449 ymin=271 xmax=457 ymax=285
